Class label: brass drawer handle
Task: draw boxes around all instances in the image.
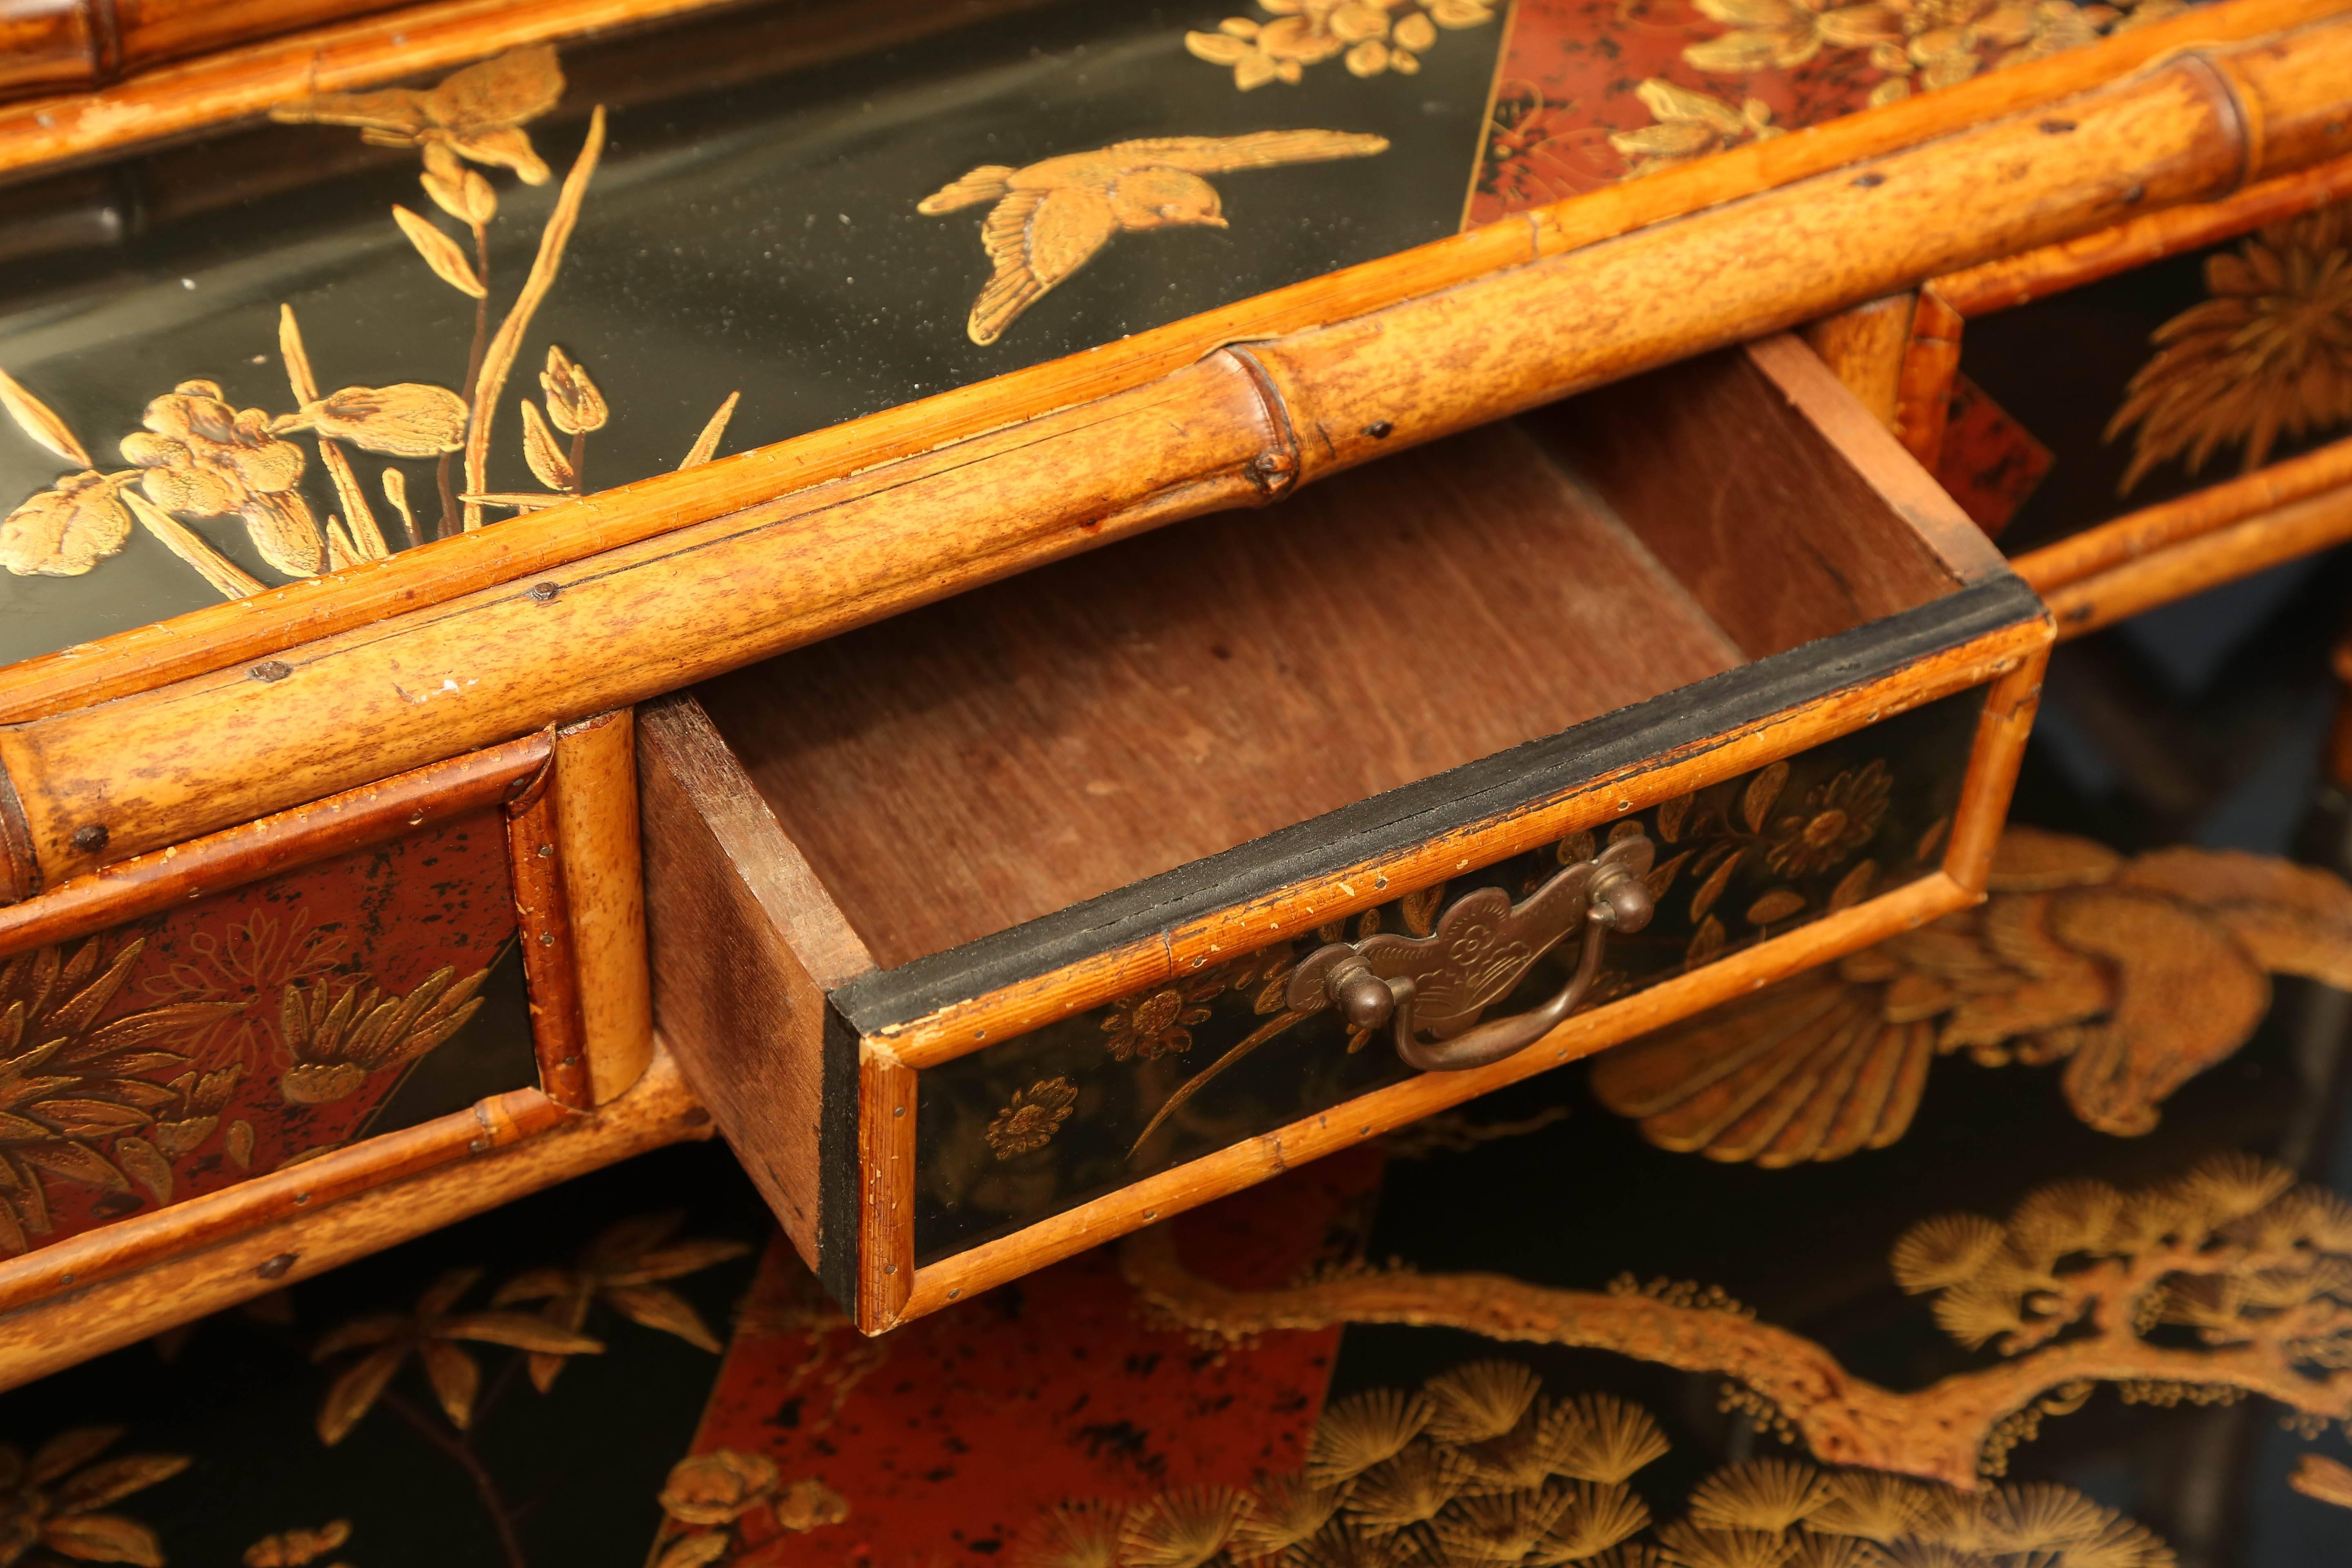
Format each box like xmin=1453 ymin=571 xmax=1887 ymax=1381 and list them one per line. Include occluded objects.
xmin=1285 ymin=835 xmax=1656 ymax=1072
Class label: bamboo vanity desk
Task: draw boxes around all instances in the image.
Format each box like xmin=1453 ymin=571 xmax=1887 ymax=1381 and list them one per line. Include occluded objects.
xmin=0 ymin=0 xmax=2345 ymax=1369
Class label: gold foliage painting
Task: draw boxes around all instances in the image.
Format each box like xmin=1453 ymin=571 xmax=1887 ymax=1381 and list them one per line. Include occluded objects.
xmin=920 ymin=131 xmax=1390 ymax=344
xmin=2106 ymin=200 xmax=2352 ymax=493
xmin=1184 ymin=0 xmax=1499 ymax=90
xmin=1590 ymin=826 xmax=2352 ymax=1163
xmin=0 ymin=1426 xmax=188 ymax=1568
xmin=1125 ymin=1150 xmax=2352 ymax=1494
xmin=0 ymin=46 xmax=740 ymax=599
xmin=1019 ymin=1365 xmax=2174 ymax=1567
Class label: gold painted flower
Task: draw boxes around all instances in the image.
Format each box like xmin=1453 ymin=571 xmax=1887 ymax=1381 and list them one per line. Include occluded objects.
xmin=660 ymin=1450 xmax=778 ymax=1526
xmin=1185 ymin=0 xmax=1491 ymax=89
xmin=120 ymin=380 xmax=320 ymax=577
xmin=1762 ymin=760 xmax=1891 ymax=877
xmin=1102 ymin=970 xmax=1227 ymax=1062
xmin=1609 ymin=82 xmax=1782 ymax=178
xmin=1682 ymin=0 xmax=1902 ymax=74
xmin=1892 ymin=0 xmax=2047 ymax=87
xmin=0 ymin=471 xmax=134 ymax=579
xmin=269 ymin=45 xmax=566 ymax=184
xmin=2107 ymin=203 xmax=2352 ymax=493
xmin=492 ymin=1211 xmax=752 ymax=1390
xmin=986 ymin=1076 xmax=1078 ymax=1159
xmin=278 ymin=964 xmax=490 ymax=1104
xmin=0 ymin=1428 xmax=187 ymax=1568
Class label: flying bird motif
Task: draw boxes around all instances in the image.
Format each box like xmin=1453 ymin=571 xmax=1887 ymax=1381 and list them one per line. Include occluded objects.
xmin=1590 ymin=826 xmax=2352 ymax=1164
xmin=918 ymin=130 xmax=1391 ymax=345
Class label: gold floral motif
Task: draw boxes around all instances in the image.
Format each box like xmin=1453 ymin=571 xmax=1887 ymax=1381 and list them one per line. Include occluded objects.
xmin=490 ymin=1211 xmax=751 ymax=1390
xmin=1184 ymin=0 xmax=1494 ymax=89
xmin=919 ymin=132 xmax=1388 ymax=345
xmin=0 ymin=1427 xmax=188 ymax=1568
xmin=1682 ymin=0 xmax=1901 ymax=75
xmin=2107 ymin=203 xmax=2352 ymax=493
xmin=1760 ymin=760 xmax=1891 ymax=878
xmin=310 ymin=1267 xmax=604 ymax=1443
xmin=278 ymin=963 xmax=491 ymax=1105
xmin=0 ymin=938 xmax=240 ymax=1254
xmin=243 ymin=1519 xmax=352 ymax=1568
xmin=1608 ymin=82 xmax=1782 ymax=178
xmin=660 ymin=1450 xmax=778 ymax=1526
xmin=1104 ymin=973 xmax=1229 ymax=1062
xmin=145 ymin=909 xmax=346 ymax=1073
xmin=986 ymin=1076 xmax=1079 ymax=1158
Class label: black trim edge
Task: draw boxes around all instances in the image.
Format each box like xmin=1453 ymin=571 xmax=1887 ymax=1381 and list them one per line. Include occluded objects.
xmin=815 ymin=998 xmax=862 ymax=1316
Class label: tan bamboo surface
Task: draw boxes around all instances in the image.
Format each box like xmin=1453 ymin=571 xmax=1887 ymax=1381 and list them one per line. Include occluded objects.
xmin=0 ymin=0 xmax=2335 ymax=747
xmin=2035 ymin=483 xmax=2352 ymax=638
xmin=889 ymin=872 xmax=1976 ymax=1330
xmin=552 ymin=710 xmax=653 ymax=1105
xmin=3 ymin=19 xmax=2342 ymax=889
xmin=505 ymin=748 xmax=592 ymax=1109
xmin=2012 ymin=432 xmax=2352 ymax=591
xmin=0 ymin=1043 xmax=709 ymax=1391
xmin=1933 ymin=149 xmax=2352 ymax=314
xmin=0 ymin=0 xmax=417 ymax=104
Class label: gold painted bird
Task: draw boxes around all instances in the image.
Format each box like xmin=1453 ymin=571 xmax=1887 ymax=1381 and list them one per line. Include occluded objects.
xmin=918 ymin=130 xmax=1391 ymax=345
xmin=1590 ymin=826 xmax=2352 ymax=1164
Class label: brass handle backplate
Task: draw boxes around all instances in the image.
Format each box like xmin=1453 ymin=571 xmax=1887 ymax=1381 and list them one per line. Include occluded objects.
xmin=1285 ymin=835 xmax=1656 ymax=1072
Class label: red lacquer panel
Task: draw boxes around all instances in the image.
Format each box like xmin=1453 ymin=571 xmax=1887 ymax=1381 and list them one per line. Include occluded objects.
xmin=0 ymin=806 xmax=519 ymax=1254
xmin=660 ymin=1149 xmax=1385 ymax=1564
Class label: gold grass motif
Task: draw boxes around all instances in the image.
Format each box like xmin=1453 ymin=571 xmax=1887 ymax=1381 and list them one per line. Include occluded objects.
xmin=1122 ymin=1151 xmax=2352 ymax=1491
xmin=919 ymin=132 xmax=1390 ymax=345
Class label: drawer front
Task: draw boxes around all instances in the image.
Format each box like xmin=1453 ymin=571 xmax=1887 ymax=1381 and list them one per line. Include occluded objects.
xmin=908 ymin=690 xmax=1983 ymax=1266
xmin=0 ymin=711 xmax=650 ymax=1333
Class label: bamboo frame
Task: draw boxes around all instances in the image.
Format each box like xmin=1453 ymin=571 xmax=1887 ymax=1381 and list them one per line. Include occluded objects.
xmin=505 ymin=742 xmax=592 ymax=1109
xmin=552 ymin=710 xmax=654 ymax=1104
xmin=847 ymin=609 xmax=2052 ymax=1333
xmin=0 ymin=1042 xmax=711 ymax=1393
xmin=0 ymin=0 xmax=2336 ymax=747
xmin=5 ymin=17 xmax=2347 ymax=894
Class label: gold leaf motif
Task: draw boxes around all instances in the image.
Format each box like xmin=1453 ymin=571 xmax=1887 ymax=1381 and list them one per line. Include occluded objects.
xmin=679 ymin=391 xmax=741 ymax=470
xmin=661 ymin=1449 xmax=778 ymax=1525
xmin=1686 ymin=915 xmax=1727 ymax=967
xmin=0 ymin=472 xmax=134 ymax=578
xmin=1745 ymin=889 xmax=1806 ymax=926
xmin=774 ymin=1478 xmax=850 ymax=1532
xmin=225 ymin=1118 xmax=255 ymax=1169
xmin=0 ymin=367 xmax=93 ymax=469
xmin=113 ymin=1135 xmax=172 ymax=1205
xmin=392 ymin=205 xmax=488 ymax=296
xmin=280 ymin=384 xmax=469 ymax=458
xmin=2290 ymin=1452 xmax=2352 ymax=1510
xmin=381 ymin=466 xmax=420 ymax=547
xmin=1742 ymin=762 xmax=1789 ymax=833
xmin=244 ymin=1519 xmax=352 ymax=1568
xmin=520 ymin=399 xmax=576 ymax=491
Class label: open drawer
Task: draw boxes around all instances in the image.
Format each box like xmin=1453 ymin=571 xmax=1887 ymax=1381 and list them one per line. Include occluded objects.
xmin=638 ymin=334 xmax=2053 ymax=1334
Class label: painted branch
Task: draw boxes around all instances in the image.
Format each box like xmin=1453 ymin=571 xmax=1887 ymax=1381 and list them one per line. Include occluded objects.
xmin=3 ymin=26 xmax=2343 ymax=881
xmin=1933 ymin=149 xmax=2352 ymax=316
xmin=0 ymin=1042 xmax=710 ymax=1392
xmin=1118 ymin=1224 xmax=2352 ymax=1490
xmin=0 ymin=0 xmax=2338 ymax=736
xmin=2011 ymin=432 xmax=2352 ymax=591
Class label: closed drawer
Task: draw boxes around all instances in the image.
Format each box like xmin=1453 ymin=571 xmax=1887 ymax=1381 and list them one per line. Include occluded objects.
xmin=0 ymin=708 xmax=653 ymax=1379
xmin=639 ymin=334 xmax=2053 ymax=1334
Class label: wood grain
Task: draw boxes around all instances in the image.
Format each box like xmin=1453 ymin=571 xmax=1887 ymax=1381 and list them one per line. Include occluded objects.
xmin=552 ymin=710 xmax=652 ymax=1105
xmin=696 ymin=419 xmax=1742 ymax=969
xmin=1802 ymin=294 xmax=1918 ymax=428
xmin=881 ymin=612 xmax=2050 ymax=1068
xmin=0 ymin=1043 xmax=710 ymax=1392
xmin=0 ymin=730 xmax=546 ymax=958
xmin=12 ymin=21 xmax=2339 ymax=886
xmin=0 ymin=1 xmax=2336 ymax=737
xmin=1933 ymin=150 xmax=2352 ymax=315
xmin=505 ymin=747 xmax=590 ymax=1109
xmin=637 ymin=693 xmax=873 ymax=1263
xmin=889 ymin=873 xmax=1980 ymax=1328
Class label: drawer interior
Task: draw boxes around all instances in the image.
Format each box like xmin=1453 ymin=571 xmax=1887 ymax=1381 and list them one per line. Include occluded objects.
xmin=690 ymin=343 xmax=1970 ymax=969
